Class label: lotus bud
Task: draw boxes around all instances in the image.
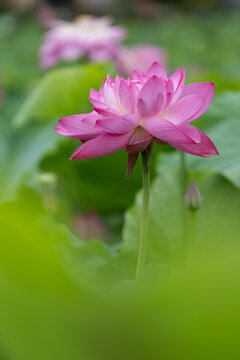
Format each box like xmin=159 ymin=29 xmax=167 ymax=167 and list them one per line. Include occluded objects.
xmin=184 ymin=179 xmax=202 ymax=212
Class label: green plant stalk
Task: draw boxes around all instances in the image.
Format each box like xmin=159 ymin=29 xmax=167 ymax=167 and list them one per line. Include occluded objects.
xmin=180 ymin=151 xmax=189 ymax=252
xmin=180 ymin=151 xmax=188 ymax=197
xmin=188 ymin=211 xmax=196 ymax=270
xmin=135 ymin=150 xmax=150 ymax=290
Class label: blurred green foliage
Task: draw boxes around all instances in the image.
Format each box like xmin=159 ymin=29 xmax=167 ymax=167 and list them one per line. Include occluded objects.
xmin=0 ymin=8 xmax=240 ymax=360
xmin=0 ymin=17 xmax=42 ymax=90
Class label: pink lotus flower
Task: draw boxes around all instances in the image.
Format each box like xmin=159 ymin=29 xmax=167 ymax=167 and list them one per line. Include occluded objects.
xmin=39 ymin=15 xmax=126 ymax=69
xmin=116 ymin=44 xmax=168 ymax=77
xmin=55 ymin=62 xmax=219 ymax=176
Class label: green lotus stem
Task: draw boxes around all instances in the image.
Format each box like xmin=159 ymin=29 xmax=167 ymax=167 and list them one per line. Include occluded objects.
xmin=188 ymin=211 xmax=196 ymax=270
xmin=135 ymin=150 xmax=150 ymax=290
xmin=180 ymin=151 xmax=188 ymax=197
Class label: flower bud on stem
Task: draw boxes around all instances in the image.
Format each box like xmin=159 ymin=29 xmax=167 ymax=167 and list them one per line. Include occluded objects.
xmin=185 ymin=179 xmax=202 ymax=212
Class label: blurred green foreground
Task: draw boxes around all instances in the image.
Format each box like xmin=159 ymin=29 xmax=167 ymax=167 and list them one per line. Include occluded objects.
xmin=1 ymin=189 xmax=240 ymax=360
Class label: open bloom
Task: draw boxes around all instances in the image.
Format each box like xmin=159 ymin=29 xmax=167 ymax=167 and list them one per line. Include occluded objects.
xmin=116 ymin=44 xmax=168 ymax=77
xmin=55 ymin=62 xmax=218 ymax=176
xmin=39 ymin=15 xmax=126 ymax=69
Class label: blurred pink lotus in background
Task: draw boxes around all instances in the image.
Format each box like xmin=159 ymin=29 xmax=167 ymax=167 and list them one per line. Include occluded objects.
xmin=36 ymin=2 xmax=59 ymax=29
xmin=72 ymin=212 xmax=109 ymax=242
xmin=116 ymin=44 xmax=168 ymax=77
xmin=55 ymin=62 xmax=218 ymax=176
xmin=39 ymin=15 xmax=126 ymax=69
